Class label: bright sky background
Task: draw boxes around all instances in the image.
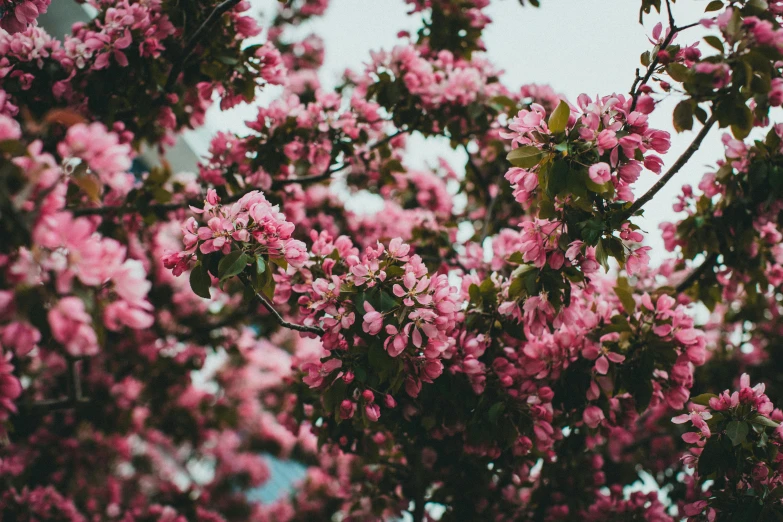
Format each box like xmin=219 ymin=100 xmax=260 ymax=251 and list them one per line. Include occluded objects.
xmin=189 ymin=0 xmax=734 ymax=263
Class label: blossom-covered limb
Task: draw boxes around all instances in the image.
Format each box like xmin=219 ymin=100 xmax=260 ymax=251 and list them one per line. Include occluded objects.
xmin=238 ymin=273 xmax=324 ymax=335
xmin=621 ymin=113 xmax=717 ymax=220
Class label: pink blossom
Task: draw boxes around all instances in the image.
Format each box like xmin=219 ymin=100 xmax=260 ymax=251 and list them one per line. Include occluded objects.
xmin=301 ymin=359 xmax=343 ymax=388
xmin=583 ymin=406 xmax=604 ymax=428
xmin=625 ymin=246 xmax=651 ymax=276
xmin=362 ymin=301 xmax=383 ymax=335
xmin=47 ymin=297 xmax=99 ymax=357
xmin=588 ymin=162 xmax=611 ymax=184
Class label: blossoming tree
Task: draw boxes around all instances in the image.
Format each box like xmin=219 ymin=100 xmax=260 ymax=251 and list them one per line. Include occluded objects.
xmin=2 ymin=0 xmax=783 ymax=520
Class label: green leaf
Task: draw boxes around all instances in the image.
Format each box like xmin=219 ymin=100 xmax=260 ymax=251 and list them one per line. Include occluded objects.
xmin=726 ymin=8 xmax=742 ymax=38
xmin=746 ymin=0 xmax=768 ymax=15
xmin=488 ymin=403 xmax=505 ymax=425
xmin=715 ymin=97 xmax=753 ymax=137
xmin=218 ymin=250 xmax=250 ymax=282
xmin=547 ymin=159 xmax=569 ymax=197
xmin=595 ymin=240 xmax=609 ymax=270
xmin=673 ymin=100 xmax=694 ymax=133
xmin=468 ymin=284 xmax=481 ymax=304
xmin=548 ymin=100 xmax=570 ymax=134
xmin=703 ymin=35 xmax=724 ymax=53
xmin=726 ymin=420 xmax=749 ymax=446
xmin=613 ymin=286 xmax=636 ymax=313
xmin=668 ymin=63 xmax=691 ymax=83
xmin=270 ymin=257 xmax=288 ymax=270
xmin=189 ymin=263 xmax=212 ymax=299
xmin=705 ymin=0 xmax=723 ymax=11
xmin=508 ymin=252 xmax=525 ymax=264
xmin=509 ymin=277 xmax=525 ymax=299
xmin=256 ymin=256 xmax=266 ymax=274
xmin=690 ymin=393 xmax=717 ymax=406
xmin=752 ymin=415 xmax=780 ymax=429
xmin=580 ymin=219 xmax=605 ymax=245
xmin=479 ymin=278 xmax=496 ymax=302
xmin=507 ymin=146 xmax=545 ymax=169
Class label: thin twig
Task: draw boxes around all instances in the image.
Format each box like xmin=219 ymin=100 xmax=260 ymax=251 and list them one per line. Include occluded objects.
xmin=664 ymin=0 xmax=676 ymax=30
xmin=620 ymin=114 xmax=716 ymax=221
xmin=238 ymin=274 xmax=324 ymax=335
xmin=165 ymin=0 xmax=242 ymax=91
xmin=675 ymin=253 xmax=719 ymax=293
xmin=628 ymin=0 xmax=700 ymax=113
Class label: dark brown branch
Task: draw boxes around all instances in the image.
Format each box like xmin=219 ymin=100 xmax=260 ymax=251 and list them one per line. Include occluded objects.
xmin=408 ymin=446 xmax=426 ymax=522
xmin=620 ymin=114 xmax=716 ymax=221
xmin=238 ymin=274 xmax=324 ymax=335
xmin=664 ymin=0 xmax=676 ymax=31
xmin=165 ymin=0 xmax=242 ymax=91
xmin=675 ymin=253 xmax=719 ymax=293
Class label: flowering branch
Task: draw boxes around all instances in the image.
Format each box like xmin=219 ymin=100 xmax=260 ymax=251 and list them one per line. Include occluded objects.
xmin=237 ymin=273 xmax=324 ymax=335
xmin=620 ymin=113 xmax=716 ymax=220
xmin=628 ymin=0 xmax=700 ymax=113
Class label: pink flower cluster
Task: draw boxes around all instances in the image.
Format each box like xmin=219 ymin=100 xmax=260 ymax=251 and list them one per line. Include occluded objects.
xmin=504 ymin=92 xmax=671 ymax=205
xmin=365 ymin=43 xmax=505 ymax=118
xmin=295 ymin=235 xmax=460 ymax=421
xmin=676 ymin=374 xmax=783 ymax=520
xmin=32 ymin=212 xmax=155 ymax=338
xmin=57 ymin=122 xmax=134 ymax=195
xmin=0 ymin=0 xmax=49 ymax=34
xmin=489 ymin=276 xmax=706 ymax=437
xmin=200 ymin=89 xmax=384 ymax=187
xmin=164 ymin=189 xmax=309 ymax=277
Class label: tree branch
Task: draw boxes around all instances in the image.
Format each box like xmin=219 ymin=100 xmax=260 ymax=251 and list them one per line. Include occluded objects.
xmin=675 ymin=253 xmax=719 ymax=293
xmin=165 ymin=0 xmax=242 ymax=91
xmin=409 ymin=446 xmax=426 ymax=522
xmin=238 ymin=274 xmax=324 ymax=335
xmin=620 ymin=114 xmax=716 ymax=221
xmin=628 ymin=0 xmax=700 ymax=113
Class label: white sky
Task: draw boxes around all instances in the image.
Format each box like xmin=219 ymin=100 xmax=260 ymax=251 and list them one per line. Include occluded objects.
xmin=189 ymin=0 xmax=739 ymax=261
